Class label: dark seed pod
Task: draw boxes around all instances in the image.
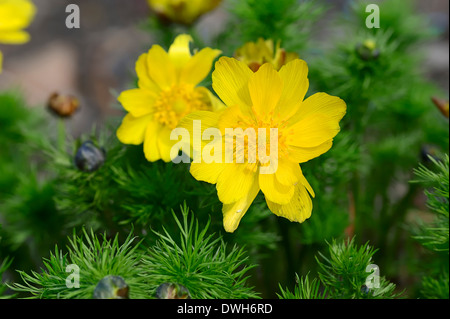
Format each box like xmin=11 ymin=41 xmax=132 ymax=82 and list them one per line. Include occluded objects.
xmin=155 ymin=283 xmax=191 ymax=299
xmin=420 ymin=144 xmax=439 ymax=163
xmin=93 ymin=275 xmax=129 ymax=299
xmin=74 ymin=141 xmax=106 ymax=172
xmin=48 ymin=93 xmax=80 ymax=118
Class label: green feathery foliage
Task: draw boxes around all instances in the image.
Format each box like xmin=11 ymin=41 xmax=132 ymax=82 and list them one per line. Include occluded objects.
xmin=351 ymin=0 xmax=438 ymax=49
xmin=0 ymin=257 xmax=12 ymax=298
xmin=141 ymin=204 xmax=259 ymax=299
xmin=220 ymin=0 xmax=324 ymax=54
xmin=277 ymin=273 xmax=327 ymax=299
xmin=420 ymin=273 xmax=449 ymax=299
xmin=316 ymin=238 xmax=400 ymax=299
xmin=279 ymin=238 xmax=401 ymax=299
xmin=411 ymin=154 xmax=449 ymax=252
xmin=7 ymin=205 xmax=257 ymax=299
xmin=9 ymin=229 xmax=147 ymax=299
xmin=410 ymin=154 xmax=449 ymax=299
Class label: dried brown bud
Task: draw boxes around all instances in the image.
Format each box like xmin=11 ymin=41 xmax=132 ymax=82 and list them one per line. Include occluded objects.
xmin=48 ymin=92 xmax=80 ymax=118
xmin=431 ymin=97 xmax=449 ymax=118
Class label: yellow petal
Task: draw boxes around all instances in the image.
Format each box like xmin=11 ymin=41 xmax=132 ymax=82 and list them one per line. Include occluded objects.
xmin=287 ymin=140 xmax=333 ymax=163
xmin=135 ymin=53 xmax=160 ymax=92
xmin=248 ymin=63 xmax=283 ymax=119
xmin=146 ymin=45 xmax=176 ymax=90
xmin=288 ymin=92 xmax=346 ymax=125
xmin=143 ymin=121 xmax=162 ymax=162
xmin=266 ymin=182 xmax=312 ymax=223
xmin=177 ymin=110 xmax=223 ymax=154
xmin=217 ymin=164 xmax=257 ymax=204
xmin=190 ymin=161 xmax=226 ymax=184
xmin=0 ymin=30 xmax=30 ymax=44
xmin=116 ymin=113 xmax=153 ymax=145
xmin=259 ymin=172 xmax=294 ymax=205
xmin=180 ymin=47 xmax=222 ymax=85
xmin=168 ymin=34 xmax=193 ymax=71
xmin=157 ymin=126 xmax=176 ymax=162
xmin=287 ymin=113 xmax=341 ymax=148
xmin=274 ymin=159 xmax=301 ymax=186
xmin=0 ymin=0 xmax=36 ymax=30
xmin=298 ymin=166 xmax=315 ymax=197
xmin=117 ymin=88 xmax=158 ymax=117
xmin=217 ymin=104 xmax=249 ymax=134
xmin=195 ymin=87 xmax=226 ymax=111
xmin=222 ymin=173 xmax=260 ymax=233
xmin=276 ymin=59 xmax=309 ymax=119
xmin=212 ymin=57 xmax=253 ymax=112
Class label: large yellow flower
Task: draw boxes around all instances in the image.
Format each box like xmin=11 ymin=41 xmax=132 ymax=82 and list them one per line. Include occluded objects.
xmin=179 ymin=57 xmax=346 ymax=232
xmin=148 ymin=0 xmax=222 ymax=25
xmin=235 ymin=38 xmax=299 ymax=72
xmin=116 ymin=34 xmax=222 ymax=162
xmin=0 ymin=0 xmax=36 ymax=73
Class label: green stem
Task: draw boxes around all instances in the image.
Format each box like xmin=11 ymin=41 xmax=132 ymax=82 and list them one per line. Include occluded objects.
xmin=58 ymin=119 xmax=66 ymax=152
xmin=277 ymin=219 xmax=296 ymax=286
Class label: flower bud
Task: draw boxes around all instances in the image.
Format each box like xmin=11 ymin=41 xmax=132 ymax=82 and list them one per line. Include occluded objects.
xmin=356 ymin=39 xmax=380 ymax=61
xmin=48 ymin=93 xmax=80 ymax=118
xmin=155 ymin=282 xmax=190 ymax=299
xmin=93 ymin=275 xmax=129 ymax=299
xmin=74 ymin=141 xmax=106 ymax=172
xmin=234 ymin=38 xmax=299 ymax=72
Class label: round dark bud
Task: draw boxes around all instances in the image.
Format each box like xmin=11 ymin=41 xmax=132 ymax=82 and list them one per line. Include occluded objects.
xmin=360 ymin=284 xmax=370 ymax=295
xmin=420 ymin=144 xmax=439 ymax=164
xmin=48 ymin=93 xmax=80 ymax=118
xmin=74 ymin=141 xmax=106 ymax=172
xmin=155 ymin=282 xmax=191 ymax=299
xmin=93 ymin=275 xmax=129 ymax=299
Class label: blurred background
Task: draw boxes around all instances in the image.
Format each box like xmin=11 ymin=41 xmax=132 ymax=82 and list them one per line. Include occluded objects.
xmin=0 ymin=0 xmax=448 ymax=137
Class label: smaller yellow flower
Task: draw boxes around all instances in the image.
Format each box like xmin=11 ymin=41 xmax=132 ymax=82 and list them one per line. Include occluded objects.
xmin=0 ymin=0 xmax=36 ymax=72
xmin=234 ymin=38 xmax=299 ymax=72
xmin=116 ymin=34 xmax=222 ymax=162
xmin=148 ymin=0 xmax=222 ymax=25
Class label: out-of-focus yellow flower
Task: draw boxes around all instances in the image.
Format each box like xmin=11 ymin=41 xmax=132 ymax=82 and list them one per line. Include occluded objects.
xmin=148 ymin=0 xmax=222 ymax=25
xmin=116 ymin=34 xmax=222 ymax=162
xmin=234 ymin=38 xmax=299 ymax=72
xmin=0 ymin=0 xmax=36 ymax=73
xmin=179 ymin=57 xmax=346 ymax=232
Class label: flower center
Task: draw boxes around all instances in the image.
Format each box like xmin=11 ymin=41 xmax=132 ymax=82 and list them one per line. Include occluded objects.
xmin=228 ymin=117 xmax=290 ymax=172
xmin=153 ymin=83 xmax=210 ymax=129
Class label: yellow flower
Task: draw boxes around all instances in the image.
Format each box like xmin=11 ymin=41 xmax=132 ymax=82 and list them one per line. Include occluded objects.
xmin=234 ymin=38 xmax=299 ymax=72
xmin=179 ymin=57 xmax=346 ymax=232
xmin=116 ymin=34 xmax=222 ymax=162
xmin=0 ymin=0 xmax=36 ymax=73
xmin=148 ymin=0 xmax=222 ymax=25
